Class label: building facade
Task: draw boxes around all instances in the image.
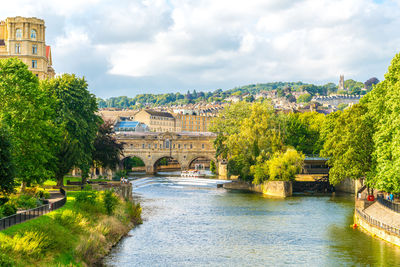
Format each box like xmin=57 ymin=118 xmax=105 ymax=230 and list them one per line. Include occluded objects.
xmin=0 ymin=16 xmax=55 ymax=79
xmin=135 ymin=109 xmax=177 ymax=132
xmin=174 ymin=114 xmax=215 ymax=132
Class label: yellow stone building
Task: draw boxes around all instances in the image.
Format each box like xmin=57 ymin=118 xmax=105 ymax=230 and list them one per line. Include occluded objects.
xmin=135 ymin=109 xmax=177 ymax=132
xmin=0 ymin=16 xmax=55 ymax=79
xmin=174 ymin=114 xmax=215 ymax=132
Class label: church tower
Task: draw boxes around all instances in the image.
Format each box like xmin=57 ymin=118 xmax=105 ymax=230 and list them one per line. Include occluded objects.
xmin=338 ymin=75 xmax=345 ymax=90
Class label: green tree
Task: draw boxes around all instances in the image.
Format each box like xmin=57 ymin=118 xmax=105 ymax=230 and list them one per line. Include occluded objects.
xmin=296 ymin=93 xmax=312 ymax=103
xmin=0 ymin=58 xmax=59 ymax=186
xmin=362 ymin=53 xmax=400 ymax=192
xmin=0 ymin=126 xmax=14 ymax=194
xmin=320 ymin=105 xmax=373 ymax=185
xmin=266 ymin=148 xmax=304 ymax=181
xmin=41 ymin=74 xmax=102 ymax=185
xmin=93 ymin=120 xmax=124 ymax=170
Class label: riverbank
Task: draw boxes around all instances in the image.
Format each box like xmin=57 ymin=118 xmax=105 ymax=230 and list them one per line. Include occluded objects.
xmin=0 ymin=189 xmax=142 ymax=266
xmin=355 ymin=199 xmax=400 ymax=247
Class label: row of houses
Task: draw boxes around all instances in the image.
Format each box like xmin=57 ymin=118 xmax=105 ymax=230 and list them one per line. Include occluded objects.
xmin=101 ymin=108 xmax=216 ymax=133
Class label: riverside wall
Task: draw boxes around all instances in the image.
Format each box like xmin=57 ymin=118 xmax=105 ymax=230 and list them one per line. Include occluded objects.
xmin=354 ymin=208 xmax=400 ymax=247
xmin=223 ymin=180 xmax=292 ymax=197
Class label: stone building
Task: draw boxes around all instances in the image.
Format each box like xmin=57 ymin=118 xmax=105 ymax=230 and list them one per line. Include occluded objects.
xmin=0 ymin=16 xmax=55 ymax=79
xmin=174 ymin=113 xmax=215 ymax=132
xmin=338 ymin=75 xmax=345 ymax=90
xmin=135 ymin=109 xmax=176 ymax=132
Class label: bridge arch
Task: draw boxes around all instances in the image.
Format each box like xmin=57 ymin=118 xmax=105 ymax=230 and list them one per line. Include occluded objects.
xmin=153 ymin=155 xmax=182 ymax=173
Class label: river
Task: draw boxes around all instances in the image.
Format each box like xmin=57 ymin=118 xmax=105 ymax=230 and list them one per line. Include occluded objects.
xmin=104 ymin=174 xmax=400 ymax=266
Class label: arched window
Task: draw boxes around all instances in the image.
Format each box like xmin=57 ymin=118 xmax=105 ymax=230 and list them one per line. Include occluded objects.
xmin=164 ymin=139 xmax=170 ymax=149
xmin=31 ymin=29 xmax=37 ymax=39
xmin=16 ymin=29 xmax=22 ymax=39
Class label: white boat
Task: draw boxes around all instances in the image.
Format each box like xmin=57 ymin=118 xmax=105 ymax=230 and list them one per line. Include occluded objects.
xmin=181 ymin=164 xmax=206 ymax=178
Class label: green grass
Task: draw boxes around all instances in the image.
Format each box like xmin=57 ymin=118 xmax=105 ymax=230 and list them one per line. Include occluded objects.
xmin=43 ymin=176 xmax=112 ymax=187
xmin=0 ymin=190 xmax=142 ymax=266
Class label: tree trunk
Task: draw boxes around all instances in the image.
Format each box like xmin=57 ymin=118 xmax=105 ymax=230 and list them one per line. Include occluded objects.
xmin=56 ymin=173 xmax=64 ymax=187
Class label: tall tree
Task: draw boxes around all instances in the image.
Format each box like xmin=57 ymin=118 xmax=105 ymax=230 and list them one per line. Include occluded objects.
xmin=0 ymin=58 xmax=59 ymax=187
xmin=0 ymin=126 xmax=14 ymax=194
xmin=93 ymin=120 xmax=124 ymax=170
xmin=41 ymin=74 xmax=102 ymax=185
xmin=320 ymin=105 xmax=374 ymax=185
xmin=362 ymin=53 xmax=400 ymax=192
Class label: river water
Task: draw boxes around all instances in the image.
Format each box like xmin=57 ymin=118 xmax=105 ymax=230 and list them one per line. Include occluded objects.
xmin=104 ymin=175 xmax=400 ymax=266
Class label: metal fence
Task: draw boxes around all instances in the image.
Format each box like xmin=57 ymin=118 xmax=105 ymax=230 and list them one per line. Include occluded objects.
xmin=0 ymin=188 xmax=67 ymax=231
xmin=377 ymin=195 xmax=400 ymax=213
xmin=355 ymin=208 xmax=400 ymax=236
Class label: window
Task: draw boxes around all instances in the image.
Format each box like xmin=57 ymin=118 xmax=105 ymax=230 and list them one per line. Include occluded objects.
xmin=16 ymin=29 xmax=22 ymax=39
xmin=142 ymin=144 xmax=145 ymax=149
xmin=32 ymin=60 xmax=37 ymax=69
xmin=202 ymin=144 xmax=205 ymax=149
xmin=190 ymin=144 xmax=193 ymax=149
xmin=15 ymin=43 xmax=21 ymax=54
xmin=32 ymin=44 xmax=37 ymax=54
xmin=31 ymin=29 xmax=37 ymax=39
xmin=155 ymin=144 xmax=157 ymax=149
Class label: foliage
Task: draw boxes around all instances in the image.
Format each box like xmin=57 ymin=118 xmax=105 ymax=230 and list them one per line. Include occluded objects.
xmin=41 ymin=74 xmax=102 ymax=185
xmin=361 ymin=53 xmax=400 ymax=192
xmin=266 ymin=148 xmax=304 ymax=181
xmin=364 ymin=77 xmax=380 ymax=90
xmin=344 ymin=79 xmax=364 ymax=94
xmin=93 ymin=120 xmax=124 ymax=170
xmin=103 ymin=190 xmax=119 ymax=215
xmin=284 ymin=112 xmax=325 ymax=155
xmin=0 ymin=202 xmax=17 ymax=218
xmin=0 ymin=126 xmax=14 ymax=194
xmin=11 ymin=194 xmax=38 ymax=210
xmin=0 ymin=190 xmax=142 ymax=266
xmin=123 ymin=157 xmax=145 ymax=170
xmin=321 ymin=105 xmax=374 ymax=185
xmin=336 ymin=103 xmax=348 ymax=111
xmin=0 ymin=58 xmax=59 ymax=186
xmin=296 ymin=93 xmax=312 ymax=103
xmin=210 ymin=160 xmax=216 ymax=174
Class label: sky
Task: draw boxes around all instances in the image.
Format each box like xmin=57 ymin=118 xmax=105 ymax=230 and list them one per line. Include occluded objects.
xmin=1 ymin=0 xmax=400 ymax=98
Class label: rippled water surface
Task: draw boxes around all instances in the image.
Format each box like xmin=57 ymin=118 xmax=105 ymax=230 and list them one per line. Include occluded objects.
xmin=104 ymin=175 xmax=400 ymax=266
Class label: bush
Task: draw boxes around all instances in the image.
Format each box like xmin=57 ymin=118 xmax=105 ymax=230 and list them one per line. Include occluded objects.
xmin=13 ymin=194 xmax=37 ymax=210
xmin=74 ymin=191 xmax=97 ymax=206
xmin=35 ymin=189 xmax=50 ymax=199
xmin=0 ymin=202 xmax=17 ymax=217
xmin=0 ymin=253 xmax=14 ymax=267
xmin=103 ymin=190 xmax=119 ymax=215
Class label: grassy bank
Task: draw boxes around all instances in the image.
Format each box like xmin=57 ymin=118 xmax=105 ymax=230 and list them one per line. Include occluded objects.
xmin=0 ymin=190 xmax=142 ymax=266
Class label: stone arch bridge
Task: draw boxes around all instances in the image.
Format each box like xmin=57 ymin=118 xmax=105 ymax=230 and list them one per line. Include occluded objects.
xmin=115 ymin=132 xmax=217 ymax=174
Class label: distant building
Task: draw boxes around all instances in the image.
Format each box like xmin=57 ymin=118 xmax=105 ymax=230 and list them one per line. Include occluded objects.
xmin=174 ymin=113 xmax=215 ymax=132
xmin=225 ymin=95 xmax=242 ymax=103
xmin=0 ymin=17 xmax=55 ymax=79
xmin=135 ymin=109 xmax=176 ymax=132
xmin=114 ymin=119 xmax=149 ymax=132
xmin=338 ymin=75 xmax=345 ymax=90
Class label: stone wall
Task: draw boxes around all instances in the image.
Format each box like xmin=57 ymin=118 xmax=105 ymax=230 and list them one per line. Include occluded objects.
xmin=335 ymin=178 xmax=363 ymax=194
xmin=223 ymin=180 xmax=292 ymax=197
xmin=91 ymin=183 xmax=132 ymax=200
xmin=354 ymin=211 xmax=400 ymax=247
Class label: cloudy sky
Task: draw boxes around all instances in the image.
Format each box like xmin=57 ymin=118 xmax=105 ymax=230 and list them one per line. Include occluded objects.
xmin=1 ymin=0 xmax=399 ymax=98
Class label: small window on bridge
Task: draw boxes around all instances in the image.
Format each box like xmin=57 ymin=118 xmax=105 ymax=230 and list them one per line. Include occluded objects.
xmin=142 ymin=144 xmax=145 ymax=149
xmin=155 ymin=144 xmax=157 ymax=148
xmin=190 ymin=144 xmax=193 ymax=149
xmin=202 ymin=144 xmax=205 ymax=149
xmin=184 ymin=144 xmax=187 ymax=149
xmin=173 ymin=144 xmax=175 ymax=149
xmin=178 ymin=144 xmax=181 ymax=149
xmin=148 ymin=144 xmax=151 ymax=149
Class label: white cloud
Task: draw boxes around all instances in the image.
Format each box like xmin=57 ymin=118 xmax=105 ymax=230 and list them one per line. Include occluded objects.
xmin=1 ymin=0 xmax=400 ymax=97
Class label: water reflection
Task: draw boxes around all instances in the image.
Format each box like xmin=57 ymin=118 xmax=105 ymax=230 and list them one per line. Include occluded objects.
xmin=104 ymin=177 xmax=400 ymax=266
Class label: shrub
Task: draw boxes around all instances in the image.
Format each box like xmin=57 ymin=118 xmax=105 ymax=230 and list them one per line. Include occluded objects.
xmin=0 ymin=202 xmax=17 ymax=217
xmin=74 ymin=191 xmax=97 ymax=205
xmin=0 ymin=253 xmax=14 ymax=267
xmin=9 ymin=231 xmax=49 ymax=258
xmin=35 ymin=189 xmax=50 ymax=199
xmin=103 ymin=190 xmax=119 ymax=215
xmin=15 ymin=194 xmax=38 ymax=209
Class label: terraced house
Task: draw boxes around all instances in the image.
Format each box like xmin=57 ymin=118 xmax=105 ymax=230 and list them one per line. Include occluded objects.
xmin=0 ymin=16 xmax=55 ymax=79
